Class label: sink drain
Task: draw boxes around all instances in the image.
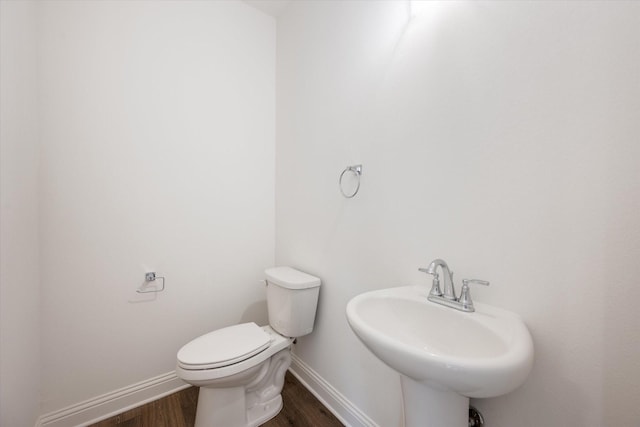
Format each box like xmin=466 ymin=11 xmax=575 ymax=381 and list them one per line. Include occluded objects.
xmin=469 ymin=406 xmax=484 ymax=427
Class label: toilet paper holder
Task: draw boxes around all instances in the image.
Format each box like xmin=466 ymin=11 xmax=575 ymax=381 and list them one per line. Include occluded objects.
xmin=137 ymin=272 xmax=166 ymax=293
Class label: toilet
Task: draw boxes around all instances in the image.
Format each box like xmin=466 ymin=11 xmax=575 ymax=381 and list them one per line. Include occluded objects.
xmin=175 ymin=267 xmax=321 ymax=427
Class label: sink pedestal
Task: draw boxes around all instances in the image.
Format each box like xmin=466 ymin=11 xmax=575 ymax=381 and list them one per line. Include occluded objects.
xmin=401 ymin=376 xmax=469 ymax=427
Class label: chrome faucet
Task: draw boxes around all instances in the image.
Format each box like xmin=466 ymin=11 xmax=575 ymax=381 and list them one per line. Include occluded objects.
xmin=419 ymin=259 xmax=489 ymax=312
xmin=419 ymin=258 xmax=456 ymax=300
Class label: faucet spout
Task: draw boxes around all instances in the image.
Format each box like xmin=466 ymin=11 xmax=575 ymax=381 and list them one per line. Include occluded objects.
xmin=426 ymin=259 xmax=456 ymax=300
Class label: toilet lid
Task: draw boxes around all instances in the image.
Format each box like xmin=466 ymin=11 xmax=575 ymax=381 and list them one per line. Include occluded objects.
xmin=177 ymin=322 xmax=272 ymax=370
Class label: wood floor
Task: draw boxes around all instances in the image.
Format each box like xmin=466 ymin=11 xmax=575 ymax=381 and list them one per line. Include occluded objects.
xmin=89 ymin=372 xmax=344 ymax=427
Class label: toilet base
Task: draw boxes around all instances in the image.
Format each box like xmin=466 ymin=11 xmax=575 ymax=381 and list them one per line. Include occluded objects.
xmin=247 ymin=394 xmax=282 ymax=427
xmin=193 ymin=388 xmax=283 ymax=427
xmin=193 ymin=348 xmax=291 ymax=427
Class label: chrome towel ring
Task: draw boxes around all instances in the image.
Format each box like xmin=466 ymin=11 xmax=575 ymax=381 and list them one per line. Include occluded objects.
xmin=339 ymin=164 xmax=362 ymax=198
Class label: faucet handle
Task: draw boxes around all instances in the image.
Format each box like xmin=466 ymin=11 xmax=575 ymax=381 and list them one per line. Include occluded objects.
xmin=462 ymin=279 xmax=490 ymax=287
xmin=419 ymin=267 xmax=443 ymax=297
xmin=418 ymin=267 xmax=433 ymax=275
xmin=458 ymin=279 xmax=490 ymax=312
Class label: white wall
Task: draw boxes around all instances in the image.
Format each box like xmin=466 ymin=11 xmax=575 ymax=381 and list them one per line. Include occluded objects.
xmin=37 ymin=0 xmax=275 ymax=413
xmin=276 ymin=2 xmax=640 ymax=426
xmin=0 ymin=1 xmax=41 ymax=426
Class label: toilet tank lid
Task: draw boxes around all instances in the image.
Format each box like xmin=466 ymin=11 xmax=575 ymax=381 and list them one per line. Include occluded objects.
xmin=265 ymin=266 xmax=321 ymax=290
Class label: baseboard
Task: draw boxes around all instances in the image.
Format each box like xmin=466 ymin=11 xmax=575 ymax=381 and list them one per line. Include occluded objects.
xmin=35 ymin=371 xmax=189 ymax=427
xmin=34 ymin=356 xmax=375 ymax=427
xmin=289 ymin=353 xmax=379 ymax=427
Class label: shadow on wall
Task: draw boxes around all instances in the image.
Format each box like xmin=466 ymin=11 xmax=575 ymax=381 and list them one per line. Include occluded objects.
xmin=472 ymin=346 xmax=592 ymax=427
xmin=239 ymin=300 xmax=269 ymax=326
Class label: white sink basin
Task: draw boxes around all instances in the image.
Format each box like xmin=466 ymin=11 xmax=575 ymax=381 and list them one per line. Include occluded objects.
xmin=346 ymin=285 xmax=534 ymax=426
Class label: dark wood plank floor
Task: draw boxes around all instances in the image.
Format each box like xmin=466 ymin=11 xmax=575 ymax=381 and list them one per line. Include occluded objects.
xmin=89 ymin=371 xmax=344 ymax=427
xmin=263 ymin=372 xmax=343 ymax=427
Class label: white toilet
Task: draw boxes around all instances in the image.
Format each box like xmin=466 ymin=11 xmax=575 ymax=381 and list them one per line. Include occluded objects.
xmin=176 ymin=267 xmax=321 ymax=427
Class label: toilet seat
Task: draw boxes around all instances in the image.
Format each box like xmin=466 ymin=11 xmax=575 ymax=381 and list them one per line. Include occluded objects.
xmin=176 ymin=325 xmax=293 ymax=384
xmin=177 ymin=322 xmax=271 ymax=370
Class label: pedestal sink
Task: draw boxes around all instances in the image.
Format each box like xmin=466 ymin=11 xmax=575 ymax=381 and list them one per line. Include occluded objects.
xmin=346 ymin=285 xmax=533 ymax=427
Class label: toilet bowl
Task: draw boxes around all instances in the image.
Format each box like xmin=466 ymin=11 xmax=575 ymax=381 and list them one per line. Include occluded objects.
xmin=176 ymin=267 xmax=321 ymax=427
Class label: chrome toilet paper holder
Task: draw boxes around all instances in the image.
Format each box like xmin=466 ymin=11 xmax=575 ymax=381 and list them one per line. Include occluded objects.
xmin=137 ymin=272 xmax=166 ymax=293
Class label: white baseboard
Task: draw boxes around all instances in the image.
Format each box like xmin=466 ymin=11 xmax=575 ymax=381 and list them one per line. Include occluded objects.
xmin=34 ymin=356 xmax=376 ymax=427
xmin=289 ymin=353 xmax=379 ymax=427
xmin=35 ymin=371 xmax=189 ymax=427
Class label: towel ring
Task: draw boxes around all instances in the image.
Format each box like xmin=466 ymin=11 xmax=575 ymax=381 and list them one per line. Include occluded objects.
xmin=339 ymin=164 xmax=362 ymax=198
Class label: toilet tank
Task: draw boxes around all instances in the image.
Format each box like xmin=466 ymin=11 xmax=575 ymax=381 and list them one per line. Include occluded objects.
xmin=265 ymin=267 xmax=321 ymax=338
